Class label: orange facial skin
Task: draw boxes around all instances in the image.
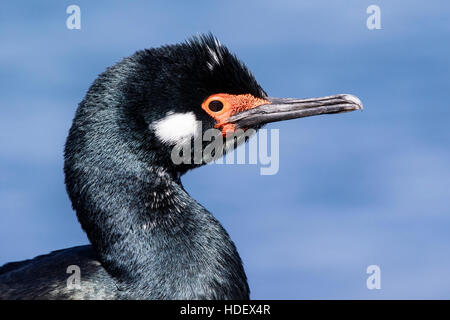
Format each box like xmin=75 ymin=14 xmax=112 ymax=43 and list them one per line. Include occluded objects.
xmin=201 ymin=93 xmax=270 ymax=136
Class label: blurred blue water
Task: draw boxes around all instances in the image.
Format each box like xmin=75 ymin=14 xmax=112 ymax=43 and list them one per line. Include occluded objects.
xmin=1 ymin=0 xmax=449 ymax=298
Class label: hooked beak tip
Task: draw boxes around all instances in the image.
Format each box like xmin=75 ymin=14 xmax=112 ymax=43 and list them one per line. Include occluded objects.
xmin=341 ymin=94 xmax=364 ymax=110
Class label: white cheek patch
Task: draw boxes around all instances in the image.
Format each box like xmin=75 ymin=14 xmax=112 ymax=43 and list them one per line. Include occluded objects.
xmin=151 ymin=112 xmax=200 ymax=145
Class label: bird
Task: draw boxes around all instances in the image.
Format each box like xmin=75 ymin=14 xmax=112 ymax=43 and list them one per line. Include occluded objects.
xmin=0 ymin=34 xmax=362 ymax=300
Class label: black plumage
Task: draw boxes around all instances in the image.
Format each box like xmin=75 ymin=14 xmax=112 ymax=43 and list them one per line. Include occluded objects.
xmin=1 ymin=35 xmax=259 ymax=299
xmin=0 ymin=34 xmax=362 ymax=300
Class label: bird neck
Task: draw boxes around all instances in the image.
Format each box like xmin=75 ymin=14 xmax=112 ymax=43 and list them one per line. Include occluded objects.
xmin=75 ymin=163 xmax=249 ymax=299
xmin=63 ymin=63 xmax=249 ymax=298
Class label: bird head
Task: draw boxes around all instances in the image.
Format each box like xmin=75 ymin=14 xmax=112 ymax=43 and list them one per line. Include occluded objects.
xmin=67 ymin=34 xmax=362 ymax=177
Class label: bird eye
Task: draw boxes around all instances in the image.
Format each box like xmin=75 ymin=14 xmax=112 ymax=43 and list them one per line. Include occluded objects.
xmin=208 ymin=100 xmax=224 ymax=112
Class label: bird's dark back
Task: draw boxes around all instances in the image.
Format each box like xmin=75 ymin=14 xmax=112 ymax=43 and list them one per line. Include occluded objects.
xmin=0 ymin=245 xmax=118 ymax=300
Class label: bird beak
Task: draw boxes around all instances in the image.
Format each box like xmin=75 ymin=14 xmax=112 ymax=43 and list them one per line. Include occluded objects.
xmin=227 ymin=94 xmax=363 ymax=129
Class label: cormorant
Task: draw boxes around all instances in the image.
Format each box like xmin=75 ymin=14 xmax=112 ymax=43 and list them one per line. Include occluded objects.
xmin=0 ymin=34 xmax=362 ymax=299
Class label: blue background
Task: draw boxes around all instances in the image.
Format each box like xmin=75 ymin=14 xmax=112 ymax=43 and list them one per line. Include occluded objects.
xmin=1 ymin=0 xmax=449 ymax=299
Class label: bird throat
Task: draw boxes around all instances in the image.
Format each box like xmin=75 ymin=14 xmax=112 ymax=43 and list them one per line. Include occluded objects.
xmin=78 ymin=166 xmax=249 ymax=299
